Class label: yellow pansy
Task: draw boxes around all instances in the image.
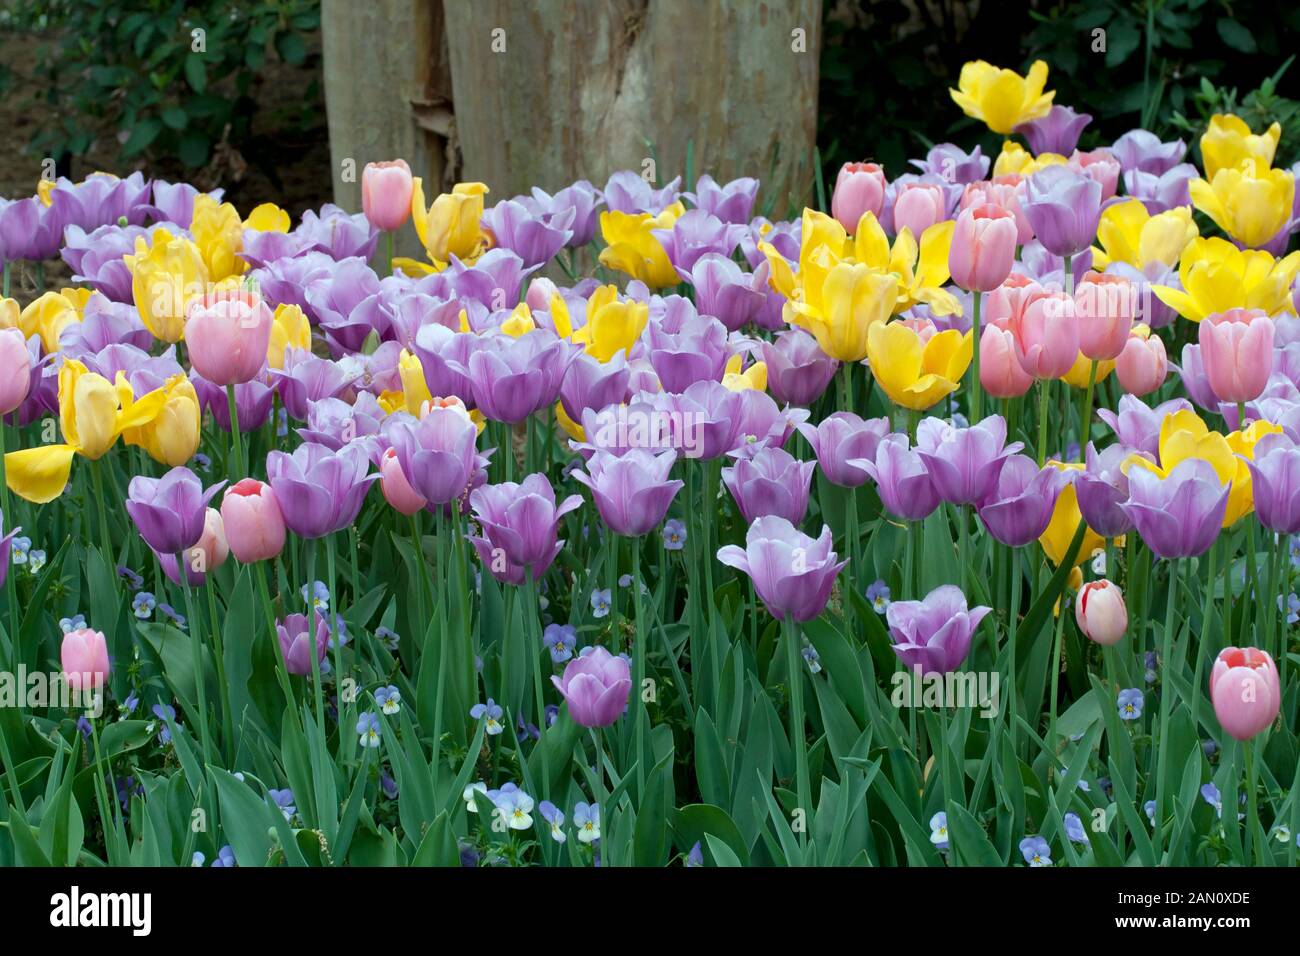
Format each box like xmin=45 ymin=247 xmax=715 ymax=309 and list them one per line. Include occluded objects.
xmin=5 ymin=360 xmax=169 ymax=503
xmin=268 ymin=304 xmax=311 ymax=369
xmin=126 ymin=227 xmax=210 ymax=343
xmin=122 ymin=374 xmax=201 ymax=466
xmin=597 ymin=203 xmax=685 ymax=289
xmin=1060 ymin=350 xmax=1115 ymax=388
xmin=1189 ymin=162 xmax=1295 ymax=249
xmin=1200 ymin=114 xmax=1282 ymax=180
xmin=865 ymin=320 xmax=971 ymax=411
xmin=1039 ymin=462 xmax=1107 ymax=568
xmin=949 ymin=59 xmax=1055 ymax=134
xmin=993 ymin=141 xmax=1066 ymax=177
xmin=722 ymin=354 xmax=767 ymax=392
xmin=190 ymin=193 xmax=247 ymax=281
xmin=1153 ymin=237 xmax=1300 ymax=322
xmin=1091 ymin=200 xmax=1198 ymax=271
xmin=19 ymin=288 xmax=93 ymax=353
xmin=852 ymin=214 xmax=962 ymax=316
xmin=243 ymin=203 xmax=291 ymax=233
xmin=401 ymin=180 xmax=491 ymax=273
xmin=571 ymin=285 xmax=649 ymax=362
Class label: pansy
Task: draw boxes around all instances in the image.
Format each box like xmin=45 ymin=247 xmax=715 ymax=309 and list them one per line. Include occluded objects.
xmin=470 ymin=699 xmax=504 ymax=735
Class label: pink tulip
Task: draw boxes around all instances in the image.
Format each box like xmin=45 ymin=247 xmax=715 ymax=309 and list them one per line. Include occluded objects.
xmin=960 ymin=175 xmax=1033 ymax=244
xmin=362 ymin=159 xmax=414 ymax=232
xmin=892 ymin=182 xmax=947 ymax=238
xmin=161 ymin=507 xmax=230 ymax=585
xmin=220 ymin=478 xmax=286 ymax=563
xmin=1069 ymin=148 xmax=1121 ymax=201
xmin=1115 ymin=334 xmax=1167 ymax=396
xmin=979 ymin=324 xmax=1034 ymax=398
xmin=1009 ymin=291 xmax=1079 ymax=379
xmin=949 ymin=203 xmax=1018 ymax=292
xmin=184 ymin=289 xmax=274 ymax=386
xmin=380 ymin=447 xmax=428 ymax=515
xmin=1210 ymin=646 xmax=1280 ymax=740
xmin=982 ymin=274 xmax=1046 ymax=331
xmin=0 ymin=327 xmax=31 ymax=415
xmin=1075 ymin=271 xmax=1135 ymax=360
xmin=831 ymin=162 xmax=886 ymax=232
xmin=524 ymin=276 xmax=561 ymax=314
xmin=1075 ymin=579 xmax=1127 ymax=645
xmin=61 ymin=628 xmax=109 ymax=691
xmin=1198 ymin=308 xmax=1274 ymax=404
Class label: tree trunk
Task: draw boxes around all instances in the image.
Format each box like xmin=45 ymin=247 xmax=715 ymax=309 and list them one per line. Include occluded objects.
xmin=441 ymin=0 xmax=822 ymax=213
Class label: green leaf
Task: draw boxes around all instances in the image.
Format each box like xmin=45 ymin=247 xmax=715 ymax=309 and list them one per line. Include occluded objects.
xmin=211 ymin=768 xmax=275 ymax=868
xmin=671 ymin=804 xmax=750 ymax=865
xmin=1216 ymin=18 xmax=1257 ymax=53
xmin=184 ymin=53 xmax=206 ymax=93
xmin=121 ymin=118 xmax=161 ymax=157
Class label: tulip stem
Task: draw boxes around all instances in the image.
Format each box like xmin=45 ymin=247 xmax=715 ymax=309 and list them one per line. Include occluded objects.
xmin=783 ymin=614 xmax=811 ymax=851
xmin=385 ymin=231 xmax=395 ymax=277
xmin=1046 ymin=581 xmax=1067 ymax=777
xmin=0 ymin=423 xmax=17 ymax=652
xmin=327 ymin=536 xmax=346 ymax=759
xmin=1008 ymin=546 xmax=1021 ymax=756
xmin=1244 ymin=739 xmax=1264 ymax=865
xmin=205 ymin=582 xmax=235 ymax=765
xmin=1035 ymin=379 xmax=1051 ymax=467
xmin=1154 ymin=556 xmax=1180 ymax=862
xmin=525 ymin=565 xmax=550 ymax=800
xmin=628 ymin=538 xmax=648 ymax=800
xmin=1190 ymin=541 xmax=1217 ymax=736
xmin=303 ymin=537 xmax=325 ymax=734
xmin=225 ymin=384 xmax=245 ymax=481
xmin=969 ymin=290 xmax=982 ymax=423
xmin=176 ymin=550 xmax=215 ymax=767
xmin=256 ymin=560 xmax=301 ymax=730
xmin=1079 ymin=359 xmax=1097 ymax=460
xmin=91 ymin=457 xmax=113 ymax=564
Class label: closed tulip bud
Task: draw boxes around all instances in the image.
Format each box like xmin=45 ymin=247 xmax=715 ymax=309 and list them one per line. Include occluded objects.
xmin=362 ymin=159 xmax=414 ymax=232
xmin=61 ymin=627 xmax=110 ymax=691
xmin=1198 ymin=308 xmax=1274 ymax=404
xmin=1075 ymin=271 xmax=1134 ymax=360
xmin=949 ymin=204 xmax=1017 ymax=291
xmin=892 ymin=182 xmax=947 ymax=239
xmin=831 ymin=162 xmax=886 ymax=233
xmin=551 ymin=646 xmax=632 ymax=728
xmin=1075 ymin=579 xmax=1127 ymax=645
xmin=126 ymin=227 xmax=209 ymax=343
xmin=979 ymin=324 xmax=1034 ymax=397
xmin=1115 ymin=330 xmax=1167 ymax=396
xmin=379 ymin=447 xmax=428 ymax=516
xmin=1210 ymin=646 xmax=1280 ymax=740
xmin=220 ymin=478 xmax=287 ymax=563
xmin=1010 ymin=291 xmax=1079 ymax=379
xmin=184 ymin=289 xmax=274 ymax=386
xmin=0 ymin=327 xmax=31 ymax=415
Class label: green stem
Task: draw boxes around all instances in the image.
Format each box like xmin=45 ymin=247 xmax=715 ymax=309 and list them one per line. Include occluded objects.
xmin=1046 ymin=588 xmax=1067 ymax=777
xmin=205 ymin=581 xmax=234 ymax=765
xmin=176 ymin=551 xmax=215 ymax=766
xmin=1079 ymin=358 xmax=1097 ymax=460
xmin=1035 ymin=378 xmax=1051 ymax=467
xmin=226 ymin=384 xmax=245 ymax=480
xmin=629 ymin=538 xmax=647 ymax=799
xmin=1154 ymin=557 xmax=1180 ymax=861
xmin=969 ymin=289 xmax=982 ymax=423
xmin=783 ymin=614 xmax=811 ymax=851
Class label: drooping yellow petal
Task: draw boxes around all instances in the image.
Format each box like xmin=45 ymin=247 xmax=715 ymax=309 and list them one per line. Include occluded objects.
xmin=4 ymin=445 xmax=78 ymax=504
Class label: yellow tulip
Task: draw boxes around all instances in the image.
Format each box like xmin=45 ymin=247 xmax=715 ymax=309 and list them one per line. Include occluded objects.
xmin=1153 ymin=237 xmax=1300 ymax=322
xmin=792 ymin=259 xmax=898 ymax=362
xmin=190 ymin=194 xmax=247 ymax=281
xmin=19 ymin=288 xmax=93 ymax=353
xmin=853 ymin=214 xmax=962 ymax=316
xmin=268 ymin=304 xmax=311 ymax=369
xmin=722 ymin=354 xmax=767 ymax=392
xmin=1060 ymin=350 xmax=1115 ymax=388
xmin=126 ymin=227 xmax=210 ymax=343
xmin=949 ymin=59 xmax=1055 ymax=135
xmin=1190 ymin=162 xmax=1295 ymax=249
xmin=992 ymin=141 xmax=1066 ymax=177
xmin=866 ymin=320 xmax=971 ymax=410
xmin=597 ymin=204 xmax=684 ymax=289
xmin=571 ymin=285 xmax=650 ymax=362
xmin=1091 ymin=199 xmax=1198 ymax=271
xmin=1039 ymin=463 xmax=1107 ymax=568
xmin=499 ymin=303 xmax=537 ymax=338
xmin=243 ymin=203 xmax=291 ymax=233
xmin=1200 ymin=114 xmax=1282 ymax=180
xmin=122 ymin=375 xmax=201 ymax=466
xmin=397 ymin=349 xmax=434 ymax=414
xmin=1223 ymin=419 xmax=1283 ymax=526
xmin=408 ymin=180 xmax=490 ymax=269
xmin=555 ymin=401 xmax=585 ymax=442
xmin=0 ymin=297 xmax=19 ymax=330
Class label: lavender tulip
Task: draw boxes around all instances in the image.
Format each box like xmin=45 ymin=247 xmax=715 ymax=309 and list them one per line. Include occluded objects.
xmin=910 ymin=143 xmax=990 ymax=185
xmin=1075 ymin=442 xmax=1144 ymax=537
xmin=277 ymin=612 xmax=330 ymax=676
xmin=977 ymin=454 xmax=1069 ymax=546
xmin=571 ymin=449 xmax=683 ymax=536
xmin=686 ymin=174 xmax=760 ymax=224
xmin=266 ymin=442 xmax=377 ymax=539
xmin=886 ymin=585 xmax=991 ymax=675
xmin=602 ymin=170 xmax=681 ymax=215
xmin=1121 ymin=458 xmax=1228 ymax=558
xmin=390 ymin=404 xmax=485 ymax=506
xmin=644 ymin=299 xmax=729 ymax=392
xmin=1110 ymin=130 xmax=1187 ymax=176
xmin=551 ymin=646 xmax=631 ymax=727
xmin=559 ymin=352 xmax=631 ymax=424
xmin=271 ymin=352 xmax=360 ymax=421
xmin=526 ymin=180 xmax=602 ymax=247
xmin=852 ymin=433 xmax=941 ymax=521
xmin=456 ymin=330 xmax=577 ymax=424
xmin=1096 ymin=394 xmax=1191 ymax=458
xmin=761 ymin=330 xmax=839 ymax=408
xmin=468 ymin=473 xmax=582 ymax=581
xmin=1123 ymin=164 xmax=1196 ymax=215
xmin=482 ymin=198 xmax=574 ymax=268
xmin=125 ymin=466 xmax=224 ymax=555
xmin=653 ymin=209 xmax=744 ymax=272
xmin=1015 ymin=105 xmax=1092 ymax=158
xmin=1245 ymin=432 xmax=1300 ymax=533
xmin=681 ymin=254 xmax=764 ymax=332
xmin=721 ymin=445 xmax=816 ymax=524
xmin=1021 ymin=166 xmax=1103 ymax=259
xmin=915 ymin=415 xmax=1023 ymax=506
xmin=797 ymin=412 xmax=890 ymax=488
xmin=716 ymin=516 xmax=846 ymax=622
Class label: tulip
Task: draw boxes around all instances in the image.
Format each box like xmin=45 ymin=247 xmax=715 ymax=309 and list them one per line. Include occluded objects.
xmin=1210 ymin=646 xmax=1280 ymax=740
xmin=551 ymin=646 xmax=632 ymax=728
xmin=189 ymin=194 xmax=246 ymax=281
xmin=17 ymin=288 xmax=89 ymax=353
xmin=277 ymin=612 xmax=330 ymax=676
xmin=125 ymin=227 xmax=209 ymax=343
xmin=886 ymin=584 xmax=991 ymax=675
xmin=1200 ymin=114 xmax=1281 ymax=181
xmin=979 ymin=324 xmax=1034 ymax=398
xmin=1115 ymin=330 xmax=1167 ymax=396
xmin=948 ymin=204 xmax=1017 ymax=292
xmin=977 ymin=454 xmax=1068 ymax=546
xmin=1009 ymin=291 xmax=1078 ymax=380
xmin=598 ymin=205 xmax=685 ymax=289
xmin=891 ymin=182 xmax=948 ymax=239
xmin=158 ymin=507 xmax=229 ymax=586
xmin=1016 ymin=104 xmax=1092 ymax=157
xmin=643 ymin=302 xmax=729 ymax=393
xmin=1198 ymin=308 xmax=1274 ymax=404
xmin=265 ymin=442 xmax=376 ymax=539
xmin=948 ymin=59 xmax=1054 ymax=135
xmin=911 ymin=143 xmax=990 ymax=185
xmin=483 ymin=198 xmax=575 ymax=269
xmin=1121 ymin=458 xmax=1228 ymax=558
xmin=1021 ymin=166 xmax=1103 ymax=259
xmin=831 ymin=162 xmax=886 ymax=232
xmin=456 ymin=330 xmax=578 ymax=424
xmin=1153 ymin=237 xmax=1300 ymax=324
xmin=184 ymin=289 xmax=274 ymax=386
xmin=866 ymin=319 xmax=971 ymax=411
xmin=1191 ymin=163 xmax=1295 ymax=249
xmin=377 ymin=446 xmax=428 ymax=516
xmin=571 ymin=449 xmax=683 ymax=536
xmin=796 ymin=412 xmax=890 ymax=488
xmin=221 ymin=478 xmax=287 ymax=562
xmin=1244 ymin=432 xmax=1300 ymax=533
xmin=468 ymin=473 xmax=582 ymax=582
xmin=123 ymin=374 xmax=202 ymax=467
xmin=721 ymin=446 xmax=816 ymax=525
xmin=409 ymin=180 xmax=490 ymax=266
xmin=683 ymin=253 xmax=764 ymax=332
xmin=761 ymin=329 xmax=839 ymax=407
xmin=0 ymin=327 xmax=31 ymax=415
xmin=653 ymin=208 xmax=744 ymax=273
xmin=362 ymin=159 xmax=414 ymax=232
xmin=914 ymin=414 xmax=1022 ymax=506
xmin=388 ymin=402 xmax=482 ymax=506
xmin=61 ymin=627 xmax=110 ymax=691
xmin=126 ymin=466 xmax=224 ymax=556
xmin=1074 ymin=271 xmax=1134 ymax=361
xmin=1075 ymin=580 xmax=1127 ymax=645
xmin=568 ymin=285 xmax=651 ymax=363
xmin=1074 ymin=443 xmax=1143 ymax=537
xmin=716 ymin=516 xmax=846 ymax=622
xmin=1111 ymin=129 xmax=1187 ymax=176
xmin=1068 ymin=148 xmax=1121 ymax=201
xmin=853 ymin=433 xmax=941 ymax=522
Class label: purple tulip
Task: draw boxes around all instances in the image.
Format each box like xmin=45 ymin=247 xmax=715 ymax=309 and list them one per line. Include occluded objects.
xmin=685 ymin=174 xmax=760 ymax=225
xmin=716 ymin=516 xmax=846 ymax=622
xmin=0 ymin=509 xmax=21 ymax=590
xmin=551 ymin=646 xmax=631 ymax=727
xmin=1075 ymin=443 xmax=1144 ymax=537
xmin=271 ymin=352 xmax=360 ymax=421
xmin=389 ymin=404 xmax=484 ymax=506
xmin=761 ymin=330 xmax=838 ymax=408
xmin=192 ymin=371 xmax=275 ymax=433
xmin=48 ymin=172 xmax=151 ymax=231
xmin=1245 ymin=432 xmax=1300 ymax=533
xmin=730 ymin=387 xmax=806 ymax=453
xmin=1110 ymin=130 xmax=1187 ymax=176
xmin=413 ymin=248 xmax=537 ymax=311
xmin=572 ymin=449 xmax=683 ymax=536
xmin=643 ymin=299 xmax=730 ymax=392
xmin=559 ymin=352 xmax=631 ymax=423
xmin=681 ymin=254 xmax=765 ymax=332
xmin=276 ymin=613 xmax=330 ymax=676
xmin=266 ymin=442 xmax=377 ymax=539
xmin=482 ymin=198 xmax=574 ymax=268
xmin=468 ymin=473 xmax=582 ymax=581
xmin=141 ymin=180 xmax=222 ymax=229
xmin=291 ymin=203 xmax=378 ymax=262
xmin=1016 ymin=105 xmax=1092 ymax=158
xmin=1096 ymin=394 xmax=1192 ymax=458
xmin=250 ymin=251 xmax=336 ymax=314
xmin=602 ymin=170 xmax=680 ymax=215
xmin=852 ymin=434 xmax=941 ymax=521
xmin=63 ymin=223 xmax=175 ymax=302
xmin=125 ymin=466 xmax=224 ymax=556
xmin=739 ymin=216 xmax=801 ymax=269
xmin=59 ymin=295 xmax=152 ymax=356
xmin=1172 ymin=343 xmax=1223 ymax=413
xmin=456 ymin=330 xmax=578 ymax=424
xmin=1123 ymin=164 xmax=1196 ymax=215
xmin=653 ymin=209 xmax=744 ymax=272
xmin=1021 ymin=166 xmax=1103 ymax=259
xmin=797 ymin=412 xmax=890 ymax=488
xmin=886 ymin=585 xmax=991 ymax=675
xmin=977 ymin=454 xmax=1069 ymax=546
xmin=721 ymin=445 xmax=816 ymax=525
xmin=639 ymin=383 xmax=744 ymax=460
xmin=525 ymin=180 xmax=602 ymax=247
xmin=296 ymin=394 xmax=386 ymax=453
xmin=915 ymin=415 xmax=1023 ymax=506
xmin=0 ymin=196 xmax=61 ymax=262
xmin=910 ymin=143 xmax=990 ymax=186
xmin=1120 ymin=458 xmax=1228 ymax=558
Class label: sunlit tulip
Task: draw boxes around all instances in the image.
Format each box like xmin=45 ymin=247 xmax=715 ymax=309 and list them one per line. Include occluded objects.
xmin=948 ymin=59 xmax=1055 ymax=134
xmin=1153 ymin=237 xmax=1300 ymax=323
xmin=1210 ymin=646 xmax=1279 ymax=740
xmin=866 ymin=319 xmax=971 ymax=410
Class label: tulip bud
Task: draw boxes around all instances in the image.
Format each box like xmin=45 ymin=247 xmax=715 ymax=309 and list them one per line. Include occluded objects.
xmin=1075 ymin=271 xmax=1134 ymax=360
xmin=831 ymin=162 xmax=886 ymax=233
xmin=1075 ymin=579 xmax=1127 ymax=645
xmin=61 ymin=627 xmax=110 ymax=691
xmin=362 ymin=159 xmax=414 ymax=232
xmin=1115 ymin=332 xmax=1167 ymax=396
xmin=979 ymin=324 xmax=1034 ymax=398
xmin=1199 ymin=307 xmax=1274 ymax=404
xmin=1210 ymin=646 xmax=1280 ymax=740
xmin=184 ymin=290 xmax=274 ymax=386
xmin=892 ymin=182 xmax=947 ymax=238
xmin=949 ymin=204 xmax=1017 ymax=292
xmin=221 ymin=478 xmax=287 ymax=563
xmin=380 ymin=447 xmax=428 ymax=515
xmin=0 ymin=327 xmax=31 ymax=415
